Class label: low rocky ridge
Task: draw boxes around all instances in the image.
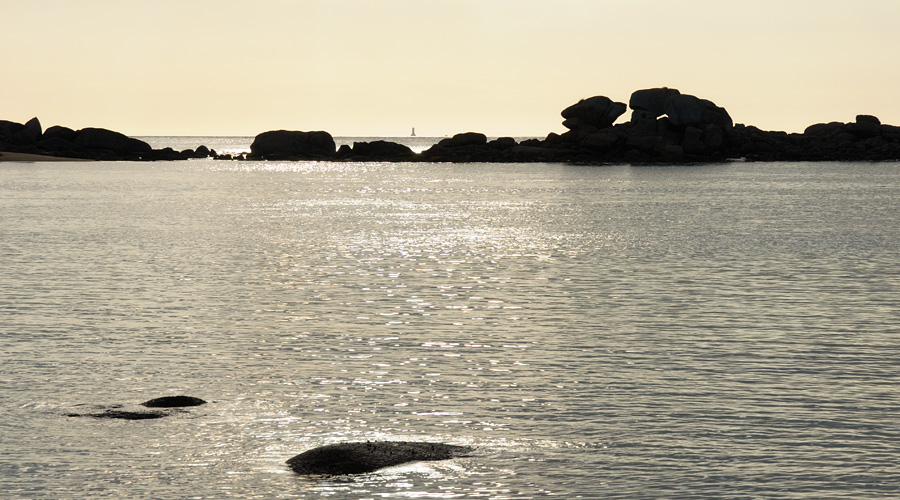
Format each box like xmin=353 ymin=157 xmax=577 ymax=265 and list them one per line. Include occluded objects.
xmin=244 ymin=87 xmax=900 ymax=163
xmin=0 ymin=118 xmax=222 ymax=161
xmin=286 ymin=441 xmax=474 ymax=476
xmin=6 ymin=87 xmax=900 ymax=163
xmin=66 ymin=395 xmax=207 ymax=420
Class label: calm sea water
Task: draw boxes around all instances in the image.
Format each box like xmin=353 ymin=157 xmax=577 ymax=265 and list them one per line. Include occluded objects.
xmin=2 ymin=144 xmax=899 ymax=499
xmin=138 ymin=136 xmax=474 ymax=155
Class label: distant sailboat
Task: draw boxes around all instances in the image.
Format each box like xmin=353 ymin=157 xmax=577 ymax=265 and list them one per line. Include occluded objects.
xmin=411 ymin=127 xmax=416 ymax=137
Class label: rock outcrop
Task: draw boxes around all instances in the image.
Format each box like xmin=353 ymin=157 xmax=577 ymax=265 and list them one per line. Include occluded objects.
xmin=336 ymin=140 xmax=416 ymax=161
xmin=561 ymin=96 xmax=627 ymax=134
xmin=286 ymin=441 xmax=473 ymax=476
xmin=7 ymin=89 xmax=900 ymax=164
xmin=730 ymin=114 xmax=900 ymax=161
xmin=248 ymin=130 xmax=336 ymax=160
xmin=73 ymin=127 xmax=153 ymax=154
xmin=0 ymin=118 xmax=217 ymax=161
xmin=629 ymin=87 xmax=681 ymax=119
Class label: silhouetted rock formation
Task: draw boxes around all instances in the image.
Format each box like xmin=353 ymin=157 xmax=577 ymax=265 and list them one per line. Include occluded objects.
xmin=547 ymin=88 xmax=737 ymax=163
xmin=561 ymin=96 xmax=627 ymax=133
xmin=73 ymin=127 xmax=152 ymax=154
xmin=0 ymin=118 xmax=217 ymax=161
xmin=420 ymin=132 xmax=501 ymax=161
xmin=248 ymin=130 xmax=336 ymax=160
xmin=286 ymin=441 xmax=473 ymax=475
xmin=7 ymin=89 xmax=900 ymax=164
xmin=629 ymin=87 xmax=681 ymax=120
xmin=729 ymin=114 xmax=900 ymax=161
xmin=337 ymin=140 xmax=416 ymax=161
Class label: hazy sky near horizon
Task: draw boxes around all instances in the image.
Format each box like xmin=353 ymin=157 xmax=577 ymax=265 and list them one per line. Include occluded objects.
xmin=4 ymin=0 xmax=900 ymax=137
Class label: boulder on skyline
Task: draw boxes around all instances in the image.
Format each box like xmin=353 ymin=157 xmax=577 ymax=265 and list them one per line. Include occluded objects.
xmin=248 ymin=130 xmax=336 ymax=160
xmin=74 ymin=127 xmax=153 ymax=153
xmin=561 ymin=96 xmax=627 ymax=133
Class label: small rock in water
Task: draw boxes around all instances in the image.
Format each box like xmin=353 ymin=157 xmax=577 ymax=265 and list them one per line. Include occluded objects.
xmin=286 ymin=441 xmax=473 ymax=475
xmin=141 ymin=395 xmax=207 ymax=408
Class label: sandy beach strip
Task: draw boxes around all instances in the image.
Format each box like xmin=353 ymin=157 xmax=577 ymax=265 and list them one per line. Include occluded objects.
xmin=0 ymin=151 xmax=86 ymax=162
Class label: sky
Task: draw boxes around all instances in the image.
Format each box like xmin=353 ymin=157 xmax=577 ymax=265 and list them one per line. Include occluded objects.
xmin=4 ymin=0 xmax=900 ymax=137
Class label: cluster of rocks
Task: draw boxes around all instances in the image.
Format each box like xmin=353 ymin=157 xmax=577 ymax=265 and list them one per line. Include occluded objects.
xmin=245 ymin=87 xmax=900 ymax=164
xmin=0 ymin=117 xmax=221 ymax=161
xmin=732 ymin=115 xmax=900 ymax=161
xmin=62 ymin=394 xmax=471 ymax=475
xmin=8 ymin=89 xmax=900 ymax=163
xmin=553 ymin=87 xmax=736 ymax=163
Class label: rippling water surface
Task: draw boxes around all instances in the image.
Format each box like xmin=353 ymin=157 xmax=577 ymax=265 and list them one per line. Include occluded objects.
xmin=2 ymin=159 xmax=899 ymax=499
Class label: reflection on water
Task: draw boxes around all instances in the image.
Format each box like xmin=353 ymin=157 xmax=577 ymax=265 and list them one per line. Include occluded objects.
xmin=1 ymin=160 xmax=899 ymax=498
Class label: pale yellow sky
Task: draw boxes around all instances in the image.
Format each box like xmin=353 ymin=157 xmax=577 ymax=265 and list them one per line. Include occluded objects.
xmin=4 ymin=0 xmax=899 ymax=137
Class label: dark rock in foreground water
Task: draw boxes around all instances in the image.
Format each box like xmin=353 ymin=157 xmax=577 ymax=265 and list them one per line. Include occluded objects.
xmin=78 ymin=409 xmax=171 ymax=420
xmin=106 ymin=410 xmax=170 ymax=420
xmin=286 ymin=441 xmax=473 ymax=475
xmin=141 ymin=395 xmax=207 ymax=408
xmin=66 ymin=395 xmax=207 ymax=419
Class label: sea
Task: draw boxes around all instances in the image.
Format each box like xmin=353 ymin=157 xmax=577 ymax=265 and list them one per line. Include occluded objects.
xmin=2 ymin=136 xmax=899 ymax=499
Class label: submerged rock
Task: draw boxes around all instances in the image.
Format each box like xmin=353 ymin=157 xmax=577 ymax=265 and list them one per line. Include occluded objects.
xmin=141 ymin=395 xmax=207 ymax=408
xmin=67 ymin=409 xmax=171 ymax=420
xmin=66 ymin=395 xmax=207 ymax=419
xmin=286 ymin=441 xmax=473 ymax=475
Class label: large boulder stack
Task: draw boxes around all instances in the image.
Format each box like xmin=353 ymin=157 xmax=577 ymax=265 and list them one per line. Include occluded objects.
xmin=621 ymin=87 xmax=734 ymax=162
xmin=542 ymin=88 xmax=736 ymax=163
xmin=248 ymin=130 xmax=336 ymax=160
xmin=629 ymin=87 xmax=681 ymax=121
xmin=561 ymin=96 xmax=627 ymax=134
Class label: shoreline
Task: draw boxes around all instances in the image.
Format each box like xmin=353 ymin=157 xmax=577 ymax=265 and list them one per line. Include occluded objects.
xmin=0 ymin=151 xmax=86 ymax=163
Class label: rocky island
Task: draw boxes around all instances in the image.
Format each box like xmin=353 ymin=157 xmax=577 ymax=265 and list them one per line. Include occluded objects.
xmin=4 ymin=87 xmax=900 ymax=163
